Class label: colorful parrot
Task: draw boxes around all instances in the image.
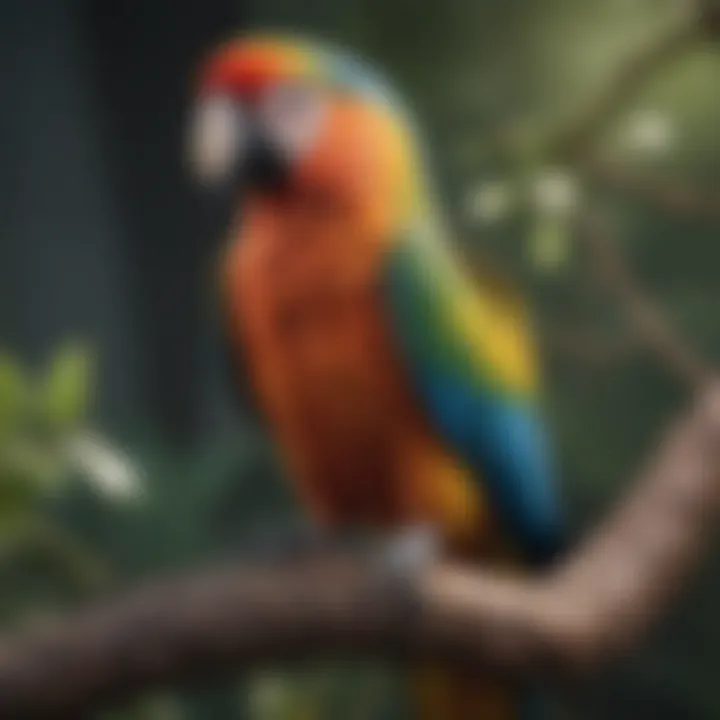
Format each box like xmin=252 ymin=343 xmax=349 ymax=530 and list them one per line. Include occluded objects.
xmin=190 ymin=33 xmax=566 ymax=720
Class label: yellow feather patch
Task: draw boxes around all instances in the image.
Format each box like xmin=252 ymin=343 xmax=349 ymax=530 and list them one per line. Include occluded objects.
xmin=446 ymin=256 xmax=538 ymax=395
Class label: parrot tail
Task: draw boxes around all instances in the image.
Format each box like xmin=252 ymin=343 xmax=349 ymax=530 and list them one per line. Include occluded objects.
xmin=410 ymin=664 xmax=519 ymax=720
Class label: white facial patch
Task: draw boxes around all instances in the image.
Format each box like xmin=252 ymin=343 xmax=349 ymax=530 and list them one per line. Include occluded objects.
xmin=189 ymin=95 xmax=247 ymax=186
xmin=257 ymin=83 xmax=326 ymax=161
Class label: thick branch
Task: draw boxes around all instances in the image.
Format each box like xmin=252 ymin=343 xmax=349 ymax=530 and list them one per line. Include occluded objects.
xmin=1 ymin=385 xmax=720 ymax=717
xmin=424 ymin=384 xmax=720 ymax=671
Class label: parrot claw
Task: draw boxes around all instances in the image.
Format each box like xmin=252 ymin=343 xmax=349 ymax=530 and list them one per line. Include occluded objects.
xmin=373 ymin=525 xmax=443 ymax=627
xmin=380 ymin=524 xmax=442 ymax=580
xmin=241 ymin=521 xmax=442 ymax=582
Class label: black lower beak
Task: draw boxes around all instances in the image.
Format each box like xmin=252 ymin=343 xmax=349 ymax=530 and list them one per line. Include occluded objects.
xmin=244 ymin=137 xmax=289 ymax=193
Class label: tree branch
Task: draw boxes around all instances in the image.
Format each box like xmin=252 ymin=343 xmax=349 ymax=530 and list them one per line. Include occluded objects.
xmin=548 ymin=11 xmax=699 ymax=162
xmin=1 ymin=383 xmax=720 ymax=717
xmin=543 ymin=326 xmax=640 ymax=365
xmin=576 ymin=208 xmax=714 ymax=388
xmin=424 ymin=382 xmax=720 ymax=671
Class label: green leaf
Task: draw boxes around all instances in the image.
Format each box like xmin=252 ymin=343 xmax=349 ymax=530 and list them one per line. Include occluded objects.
xmin=527 ymin=212 xmax=573 ymax=274
xmin=1 ymin=438 xmax=68 ymax=491
xmin=0 ymin=353 xmax=30 ymax=429
xmin=0 ymin=473 xmax=37 ymax=555
xmin=42 ymin=343 xmax=94 ymax=429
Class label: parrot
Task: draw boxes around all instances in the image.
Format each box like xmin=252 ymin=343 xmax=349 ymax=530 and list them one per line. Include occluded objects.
xmin=189 ymin=32 xmax=566 ymax=720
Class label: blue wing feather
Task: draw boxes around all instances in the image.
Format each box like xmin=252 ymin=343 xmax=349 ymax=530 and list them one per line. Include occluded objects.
xmin=383 ymin=233 xmax=566 ymax=564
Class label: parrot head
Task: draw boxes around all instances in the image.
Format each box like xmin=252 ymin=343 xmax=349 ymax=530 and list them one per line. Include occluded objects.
xmin=189 ymin=33 xmax=430 ymax=234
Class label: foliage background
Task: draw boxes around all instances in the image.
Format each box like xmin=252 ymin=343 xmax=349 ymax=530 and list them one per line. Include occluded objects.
xmin=1 ymin=0 xmax=719 ymax=717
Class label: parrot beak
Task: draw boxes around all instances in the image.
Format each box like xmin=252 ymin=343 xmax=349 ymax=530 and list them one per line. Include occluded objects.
xmin=188 ymin=96 xmax=289 ymax=195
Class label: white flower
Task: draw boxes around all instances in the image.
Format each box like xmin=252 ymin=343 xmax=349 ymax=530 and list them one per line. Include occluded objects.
xmin=624 ymin=110 xmax=675 ymax=155
xmin=66 ymin=432 xmax=143 ymax=503
xmin=533 ymin=169 xmax=580 ymax=215
xmin=465 ymin=181 xmax=513 ymax=224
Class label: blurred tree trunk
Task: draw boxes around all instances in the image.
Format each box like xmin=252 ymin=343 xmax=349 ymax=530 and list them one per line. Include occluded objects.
xmin=83 ymin=0 xmax=244 ymax=444
xmin=0 ymin=0 xmax=138 ymax=428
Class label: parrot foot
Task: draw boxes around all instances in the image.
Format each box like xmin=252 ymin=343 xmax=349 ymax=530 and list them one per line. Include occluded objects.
xmin=240 ymin=522 xmax=443 ymax=608
xmin=368 ymin=524 xmax=444 ymax=635
xmin=379 ymin=524 xmax=443 ymax=581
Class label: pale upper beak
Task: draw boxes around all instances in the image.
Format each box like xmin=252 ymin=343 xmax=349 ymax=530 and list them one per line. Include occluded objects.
xmin=188 ymin=96 xmax=246 ymax=187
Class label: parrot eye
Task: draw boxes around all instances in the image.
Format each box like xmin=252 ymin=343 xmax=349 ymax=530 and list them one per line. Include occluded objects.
xmin=259 ymin=83 xmax=326 ymax=159
xmin=189 ymin=95 xmax=247 ymax=186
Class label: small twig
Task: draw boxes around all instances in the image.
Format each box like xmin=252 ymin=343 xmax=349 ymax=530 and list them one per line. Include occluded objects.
xmin=21 ymin=520 xmax=113 ymax=595
xmin=587 ymin=161 xmax=720 ymax=224
xmin=549 ymin=14 xmax=699 ymax=162
xmin=576 ymin=208 xmax=714 ymax=388
xmin=543 ymin=326 xmax=641 ymax=365
xmin=0 ymin=519 xmax=112 ymax=597
xmin=697 ymin=0 xmax=720 ymax=38
xmin=459 ymin=5 xmax=702 ymax=169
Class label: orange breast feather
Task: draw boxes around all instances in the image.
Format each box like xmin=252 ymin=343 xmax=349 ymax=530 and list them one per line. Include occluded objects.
xmin=223 ymin=199 xmax=494 ymax=554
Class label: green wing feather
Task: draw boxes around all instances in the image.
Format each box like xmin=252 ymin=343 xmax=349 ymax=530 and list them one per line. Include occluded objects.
xmin=382 ymin=230 xmax=565 ymax=563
